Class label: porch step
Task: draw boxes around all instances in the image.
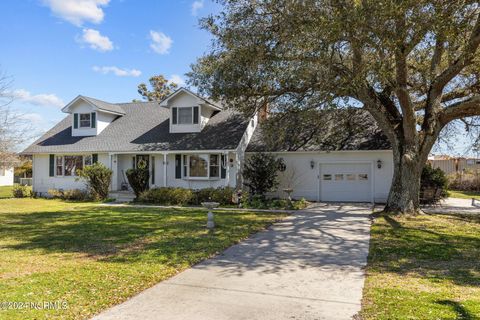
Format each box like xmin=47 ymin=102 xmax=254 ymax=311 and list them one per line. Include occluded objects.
xmin=109 ymin=191 xmax=136 ymax=203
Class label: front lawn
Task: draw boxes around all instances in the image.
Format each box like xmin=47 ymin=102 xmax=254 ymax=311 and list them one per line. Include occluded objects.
xmin=0 ymin=198 xmax=285 ymax=319
xmin=0 ymin=185 xmax=13 ymax=198
xmin=448 ymin=189 xmax=480 ymax=200
xmin=361 ymin=213 xmax=480 ymax=319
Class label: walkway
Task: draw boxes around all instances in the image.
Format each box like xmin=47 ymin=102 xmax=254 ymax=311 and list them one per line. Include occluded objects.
xmin=93 ymin=203 xmax=372 ymax=320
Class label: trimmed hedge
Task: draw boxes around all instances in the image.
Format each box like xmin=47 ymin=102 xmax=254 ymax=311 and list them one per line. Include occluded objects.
xmin=138 ymin=187 xmax=236 ymax=206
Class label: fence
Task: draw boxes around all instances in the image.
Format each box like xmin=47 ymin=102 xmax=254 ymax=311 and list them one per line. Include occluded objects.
xmin=429 ymin=159 xmax=480 ymax=175
xmin=19 ymin=178 xmax=32 ymax=186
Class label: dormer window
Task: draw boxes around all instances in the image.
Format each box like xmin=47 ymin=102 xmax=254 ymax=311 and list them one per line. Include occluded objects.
xmin=172 ymin=106 xmax=199 ymax=125
xmin=79 ymin=113 xmax=91 ymax=128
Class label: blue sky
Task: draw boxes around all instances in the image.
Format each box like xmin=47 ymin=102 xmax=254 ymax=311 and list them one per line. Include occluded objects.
xmin=0 ymin=0 xmax=219 ymax=138
xmin=0 ymin=0 xmax=475 ymax=156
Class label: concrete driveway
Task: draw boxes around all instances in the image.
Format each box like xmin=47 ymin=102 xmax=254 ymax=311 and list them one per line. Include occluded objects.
xmin=93 ymin=203 xmax=372 ymax=320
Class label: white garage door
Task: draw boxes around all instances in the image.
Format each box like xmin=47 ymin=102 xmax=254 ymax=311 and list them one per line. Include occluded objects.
xmin=320 ymin=163 xmax=372 ymax=202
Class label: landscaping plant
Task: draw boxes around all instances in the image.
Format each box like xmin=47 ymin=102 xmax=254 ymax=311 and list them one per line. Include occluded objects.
xmin=243 ymin=153 xmax=283 ymax=199
xmin=76 ymin=163 xmax=113 ymax=200
xmin=125 ymin=168 xmax=150 ymax=199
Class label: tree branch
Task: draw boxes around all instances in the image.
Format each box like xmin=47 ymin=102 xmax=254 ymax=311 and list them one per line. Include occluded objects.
xmin=439 ymin=95 xmax=480 ymax=125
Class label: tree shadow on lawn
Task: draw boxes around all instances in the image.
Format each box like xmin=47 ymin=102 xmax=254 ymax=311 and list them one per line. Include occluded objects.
xmin=0 ymin=206 xmax=284 ymax=266
xmin=0 ymin=204 xmax=376 ymax=277
xmin=436 ymin=300 xmax=475 ymax=320
xmin=373 ymin=214 xmax=480 ymax=288
xmin=0 ymin=206 xmax=209 ymax=258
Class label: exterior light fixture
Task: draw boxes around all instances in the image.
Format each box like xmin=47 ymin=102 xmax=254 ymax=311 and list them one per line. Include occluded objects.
xmin=377 ymin=159 xmax=382 ymax=169
xmin=278 ymin=158 xmax=287 ymax=172
xmin=310 ymin=160 xmax=315 ymax=169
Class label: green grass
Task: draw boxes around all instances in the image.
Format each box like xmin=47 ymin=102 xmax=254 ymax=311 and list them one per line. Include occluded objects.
xmin=0 ymin=198 xmax=285 ymax=319
xmin=0 ymin=185 xmax=13 ymax=198
xmin=448 ymin=190 xmax=480 ymax=200
xmin=361 ymin=213 xmax=480 ymax=319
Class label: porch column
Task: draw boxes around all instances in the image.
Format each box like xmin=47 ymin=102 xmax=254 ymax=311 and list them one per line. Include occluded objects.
xmin=110 ymin=154 xmax=118 ymax=191
xmin=163 ymin=153 xmax=167 ymax=187
xmin=225 ymin=152 xmax=230 ymax=187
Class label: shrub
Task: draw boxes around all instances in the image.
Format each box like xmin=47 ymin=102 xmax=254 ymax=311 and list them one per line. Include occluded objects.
xmin=12 ymin=185 xmax=32 ymax=198
xmin=241 ymin=195 xmax=309 ymax=210
xmin=48 ymin=189 xmax=90 ymax=201
xmin=448 ymin=170 xmax=480 ymax=191
xmin=125 ymin=168 xmax=150 ymax=198
xmin=192 ymin=187 xmax=235 ymax=205
xmin=243 ymin=153 xmax=283 ymax=198
xmin=421 ymin=164 xmax=448 ymax=197
xmin=138 ymin=187 xmax=194 ymax=205
xmin=76 ymin=163 xmax=113 ymax=200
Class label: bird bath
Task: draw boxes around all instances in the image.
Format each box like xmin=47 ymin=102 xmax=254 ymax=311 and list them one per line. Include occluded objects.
xmin=201 ymin=202 xmax=220 ymax=229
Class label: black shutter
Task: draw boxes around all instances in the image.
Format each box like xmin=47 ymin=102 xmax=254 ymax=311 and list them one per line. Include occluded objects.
xmin=221 ymin=154 xmax=226 ymax=179
xmin=49 ymin=154 xmax=55 ymax=177
xmin=193 ymin=106 xmax=199 ymax=124
xmin=172 ymin=107 xmax=177 ymax=124
xmin=151 ymin=156 xmax=155 ymax=184
xmin=175 ymin=154 xmax=182 ymax=179
xmin=73 ymin=113 xmax=78 ymax=129
xmin=132 ymin=156 xmax=136 ymax=169
xmin=91 ymin=112 xmax=96 ymax=128
xmin=92 ymin=154 xmax=98 ymax=164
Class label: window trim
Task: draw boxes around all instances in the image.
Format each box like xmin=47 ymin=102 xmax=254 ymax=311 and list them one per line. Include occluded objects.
xmin=172 ymin=106 xmax=200 ymax=125
xmin=79 ymin=113 xmax=92 ymax=128
xmin=55 ymin=154 xmax=94 ymax=177
xmin=181 ymin=153 xmax=222 ymax=180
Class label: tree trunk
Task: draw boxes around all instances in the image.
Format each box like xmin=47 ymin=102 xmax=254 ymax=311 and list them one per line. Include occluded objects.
xmin=384 ymin=148 xmax=424 ymax=214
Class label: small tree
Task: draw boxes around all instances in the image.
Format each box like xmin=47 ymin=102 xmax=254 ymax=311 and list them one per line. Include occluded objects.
xmin=76 ymin=163 xmax=113 ymax=200
xmin=421 ymin=164 xmax=448 ymax=195
xmin=125 ymin=168 xmax=150 ymax=199
xmin=243 ymin=153 xmax=282 ymax=198
xmin=137 ymin=74 xmax=178 ymax=102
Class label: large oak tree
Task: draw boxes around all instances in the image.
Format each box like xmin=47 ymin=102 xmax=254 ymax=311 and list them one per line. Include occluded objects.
xmin=189 ymin=0 xmax=480 ymax=214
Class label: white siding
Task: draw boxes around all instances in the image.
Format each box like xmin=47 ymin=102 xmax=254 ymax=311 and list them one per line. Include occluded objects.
xmin=69 ymin=101 xmax=117 ymax=136
xmin=247 ymin=150 xmax=393 ymax=203
xmin=32 ymin=153 xmax=109 ymax=195
xmin=0 ymin=167 xmax=14 ymax=186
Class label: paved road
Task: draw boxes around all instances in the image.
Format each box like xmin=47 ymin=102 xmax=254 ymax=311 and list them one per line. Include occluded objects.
xmin=93 ymin=203 xmax=372 ymax=320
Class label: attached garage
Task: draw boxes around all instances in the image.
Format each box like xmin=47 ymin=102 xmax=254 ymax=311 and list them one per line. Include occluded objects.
xmin=319 ymin=162 xmax=373 ymax=202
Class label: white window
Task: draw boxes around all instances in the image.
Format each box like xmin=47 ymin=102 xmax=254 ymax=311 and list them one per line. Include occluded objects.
xmin=56 ymin=155 xmax=93 ymax=176
xmin=84 ymin=155 xmax=92 ymax=166
xmin=182 ymin=154 xmax=222 ymax=179
xmin=189 ymin=154 xmax=208 ymax=177
xmin=56 ymin=156 xmax=64 ymax=176
xmin=178 ymin=107 xmax=193 ymax=124
xmin=358 ymin=174 xmax=368 ymax=181
xmin=346 ymin=174 xmax=356 ymax=180
xmin=64 ymin=156 xmax=83 ymax=176
xmin=0 ymin=168 xmax=5 ymax=176
xmin=209 ymin=155 xmax=220 ymax=178
xmin=335 ymin=174 xmax=344 ymax=181
xmin=323 ymin=174 xmax=332 ymax=180
xmin=79 ymin=113 xmax=91 ymax=128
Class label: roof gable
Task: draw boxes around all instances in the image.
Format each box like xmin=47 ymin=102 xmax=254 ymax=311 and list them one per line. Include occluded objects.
xmin=61 ymin=95 xmax=126 ymax=115
xmin=159 ymin=88 xmax=222 ymax=110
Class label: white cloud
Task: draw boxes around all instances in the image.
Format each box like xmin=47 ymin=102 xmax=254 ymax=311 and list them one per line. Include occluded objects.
xmin=191 ymin=0 xmax=204 ymax=16
xmin=79 ymin=28 xmax=113 ymax=52
xmin=169 ymin=74 xmax=186 ymax=86
xmin=43 ymin=0 xmax=110 ymax=26
xmin=7 ymin=89 xmax=65 ymax=108
xmin=149 ymin=30 xmax=172 ymax=55
xmin=93 ymin=66 xmax=142 ymax=77
xmin=20 ymin=113 xmax=45 ymax=125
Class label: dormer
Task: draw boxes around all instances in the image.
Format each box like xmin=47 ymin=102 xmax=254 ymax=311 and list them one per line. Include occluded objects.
xmin=61 ymin=96 xmax=125 ymax=137
xmin=160 ymin=88 xmax=222 ymax=133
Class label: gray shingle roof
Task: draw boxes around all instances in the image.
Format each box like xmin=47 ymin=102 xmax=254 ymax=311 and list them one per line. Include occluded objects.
xmin=80 ymin=96 xmax=126 ymax=115
xmin=246 ymin=109 xmax=391 ymax=152
xmin=22 ymin=102 xmax=248 ymax=154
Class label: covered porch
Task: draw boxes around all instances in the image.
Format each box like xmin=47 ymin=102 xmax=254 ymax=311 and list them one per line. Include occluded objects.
xmin=109 ymin=151 xmax=240 ymax=193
